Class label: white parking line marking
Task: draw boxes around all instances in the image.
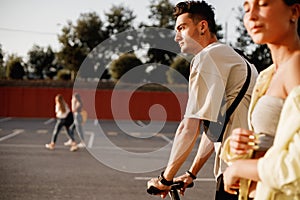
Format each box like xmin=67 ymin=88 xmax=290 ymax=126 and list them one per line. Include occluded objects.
xmin=157 ymin=133 xmax=173 ymax=144
xmin=134 ymin=177 xmax=215 ymax=182
xmin=107 ymin=131 xmax=118 ymax=136
xmin=85 ymin=131 xmax=95 ymax=148
xmin=37 ymin=129 xmax=48 ymax=134
xmin=93 ymin=120 xmax=98 ymax=126
xmin=0 ymin=117 xmax=12 ymax=123
xmin=0 ymin=129 xmax=24 ymax=142
xmin=44 ymin=118 xmax=55 ymax=125
xmin=136 ymin=120 xmax=145 ymax=126
xmin=129 ymin=132 xmax=142 ymax=137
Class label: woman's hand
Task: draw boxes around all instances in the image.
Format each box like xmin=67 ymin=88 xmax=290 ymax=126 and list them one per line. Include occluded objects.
xmin=230 ymin=128 xmax=257 ymax=155
xmin=223 ymin=163 xmax=240 ymax=195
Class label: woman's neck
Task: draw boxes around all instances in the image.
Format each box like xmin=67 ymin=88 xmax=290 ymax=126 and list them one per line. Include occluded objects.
xmin=268 ymin=38 xmax=300 ymax=68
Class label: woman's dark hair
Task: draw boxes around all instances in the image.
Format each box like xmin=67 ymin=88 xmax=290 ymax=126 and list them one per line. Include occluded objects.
xmin=173 ymin=1 xmax=217 ymax=34
xmin=284 ymin=0 xmax=300 ymax=36
xmin=56 ymin=94 xmax=66 ymax=113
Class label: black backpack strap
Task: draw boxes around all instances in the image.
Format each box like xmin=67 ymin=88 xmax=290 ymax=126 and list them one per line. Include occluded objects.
xmin=216 ymin=60 xmax=251 ymax=142
xmin=203 ymin=60 xmax=252 ymax=142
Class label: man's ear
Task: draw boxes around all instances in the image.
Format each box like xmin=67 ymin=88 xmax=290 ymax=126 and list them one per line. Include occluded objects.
xmin=198 ymin=20 xmax=208 ymax=35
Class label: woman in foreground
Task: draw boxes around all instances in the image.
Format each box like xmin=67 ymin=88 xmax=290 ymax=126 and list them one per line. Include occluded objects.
xmin=221 ymin=0 xmax=300 ymax=199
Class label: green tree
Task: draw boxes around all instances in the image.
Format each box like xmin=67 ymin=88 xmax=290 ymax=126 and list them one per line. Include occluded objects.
xmin=74 ymin=12 xmax=108 ymax=79
xmin=250 ymin=44 xmax=272 ymax=72
xmin=57 ymin=69 xmax=72 ymax=81
xmin=27 ymin=45 xmax=55 ymax=79
xmin=0 ymin=44 xmax=5 ymax=78
xmin=57 ymin=8 xmax=136 ymax=80
xmin=57 ymin=12 xmax=107 ymax=79
xmin=75 ymin=12 xmax=108 ymax=52
xmin=0 ymin=44 xmax=3 ymax=66
xmin=140 ymin=0 xmax=179 ymax=83
xmin=86 ymin=5 xmax=136 ymax=80
xmin=166 ymin=55 xmax=191 ymax=84
xmin=109 ymin=53 xmax=144 ymax=83
xmin=215 ymin=23 xmax=224 ymax=41
xmin=57 ymin=21 xmax=88 ymax=76
xmin=147 ymin=0 xmax=175 ymax=29
xmin=234 ymin=7 xmax=254 ymax=51
xmin=6 ymin=55 xmax=25 ymax=79
xmin=105 ymin=5 xmax=136 ymax=35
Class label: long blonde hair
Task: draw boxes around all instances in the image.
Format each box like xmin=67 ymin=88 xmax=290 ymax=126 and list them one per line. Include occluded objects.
xmin=55 ymin=94 xmax=67 ymax=113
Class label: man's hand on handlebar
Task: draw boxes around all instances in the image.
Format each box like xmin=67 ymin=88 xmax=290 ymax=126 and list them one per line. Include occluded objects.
xmin=147 ymin=177 xmax=170 ymax=198
xmin=173 ymin=173 xmax=194 ymax=196
xmin=147 ymin=177 xmax=194 ymax=199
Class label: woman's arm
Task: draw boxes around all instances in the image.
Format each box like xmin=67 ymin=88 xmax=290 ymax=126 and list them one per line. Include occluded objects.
xmin=223 ymin=159 xmax=260 ymax=194
xmin=258 ymin=131 xmax=300 ymax=190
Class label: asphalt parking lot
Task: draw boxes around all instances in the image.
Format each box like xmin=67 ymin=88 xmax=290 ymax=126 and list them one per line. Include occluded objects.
xmin=0 ymin=118 xmax=216 ymax=200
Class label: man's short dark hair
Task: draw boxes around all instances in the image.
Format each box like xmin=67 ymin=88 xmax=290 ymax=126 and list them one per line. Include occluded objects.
xmin=173 ymin=1 xmax=217 ymax=34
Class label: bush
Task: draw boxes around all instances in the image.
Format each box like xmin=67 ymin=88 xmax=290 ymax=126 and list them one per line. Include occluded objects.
xmin=166 ymin=55 xmax=191 ymax=84
xmin=57 ymin=69 xmax=72 ymax=81
xmin=109 ymin=53 xmax=145 ymax=83
xmin=6 ymin=56 xmax=25 ymax=79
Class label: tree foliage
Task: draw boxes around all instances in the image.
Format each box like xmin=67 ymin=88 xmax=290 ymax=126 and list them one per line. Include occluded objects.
xmin=57 ymin=69 xmax=72 ymax=81
xmin=27 ymin=45 xmax=55 ymax=79
xmin=250 ymin=44 xmax=272 ymax=72
xmin=215 ymin=23 xmax=224 ymax=41
xmin=57 ymin=12 xmax=107 ymax=78
xmin=75 ymin=12 xmax=108 ymax=51
xmin=0 ymin=44 xmax=5 ymax=78
xmin=57 ymin=7 xmax=137 ymax=80
xmin=0 ymin=44 xmax=3 ymax=67
xmin=6 ymin=55 xmax=25 ymax=79
xmin=148 ymin=0 xmax=175 ymax=29
xmin=139 ymin=0 xmax=178 ymax=83
xmin=166 ymin=55 xmax=191 ymax=84
xmin=109 ymin=53 xmax=144 ymax=83
xmin=234 ymin=8 xmax=253 ymax=51
xmin=2 ymin=3 xmax=275 ymax=81
xmin=57 ymin=21 xmax=88 ymax=74
xmin=105 ymin=5 xmax=136 ymax=35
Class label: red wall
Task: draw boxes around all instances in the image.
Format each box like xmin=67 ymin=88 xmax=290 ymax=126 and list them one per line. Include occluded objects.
xmin=0 ymin=87 xmax=187 ymax=121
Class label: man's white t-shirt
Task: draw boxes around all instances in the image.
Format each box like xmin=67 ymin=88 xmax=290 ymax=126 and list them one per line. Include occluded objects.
xmin=184 ymin=42 xmax=258 ymax=178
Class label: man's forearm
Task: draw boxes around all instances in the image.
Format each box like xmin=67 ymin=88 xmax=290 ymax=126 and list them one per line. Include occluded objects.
xmin=189 ymin=132 xmax=215 ymax=176
xmin=163 ymin=118 xmax=200 ymax=180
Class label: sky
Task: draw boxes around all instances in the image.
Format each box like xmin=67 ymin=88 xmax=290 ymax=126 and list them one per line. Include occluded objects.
xmin=0 ymin=0 xmax=242 ymax=59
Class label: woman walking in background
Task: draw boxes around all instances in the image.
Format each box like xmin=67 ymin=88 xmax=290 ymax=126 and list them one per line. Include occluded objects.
xmin=64 ymin=93 xmax=86 ymax=148
xmin=45 ymin=94 xmax=78 ymax=152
